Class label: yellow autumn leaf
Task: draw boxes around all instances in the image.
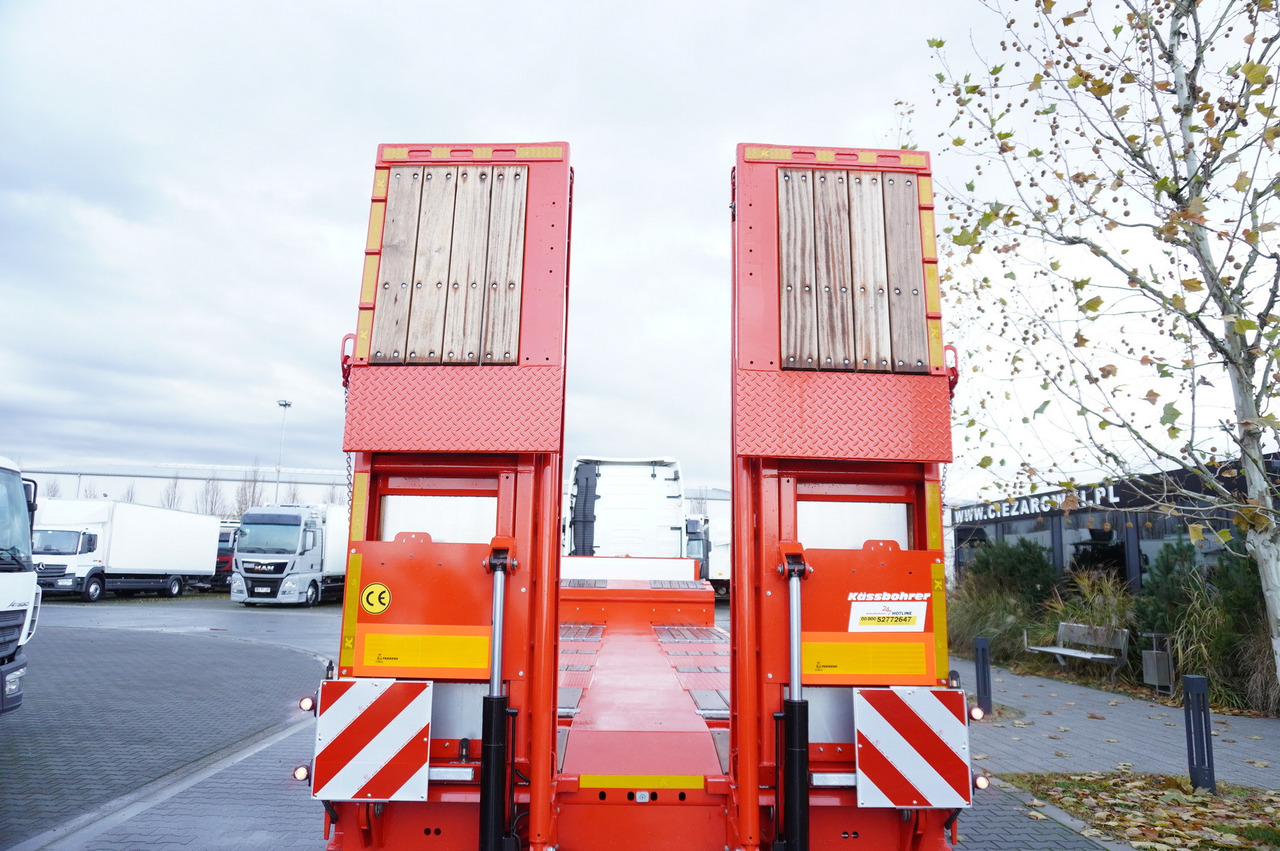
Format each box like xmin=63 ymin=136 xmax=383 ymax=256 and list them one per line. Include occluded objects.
xmin=1242 ymin=61 xmax=1270 ymax=86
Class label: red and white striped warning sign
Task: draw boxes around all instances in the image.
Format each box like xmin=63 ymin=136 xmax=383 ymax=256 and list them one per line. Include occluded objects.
xmin=312 ymin=678 xmax=434 ymax=801
xmin=854 ymin=687 xmax=971 ymax=809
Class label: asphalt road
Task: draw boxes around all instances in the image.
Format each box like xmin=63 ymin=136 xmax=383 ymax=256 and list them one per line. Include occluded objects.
xmin=0 ymin=593 xmax=1122 ymax=850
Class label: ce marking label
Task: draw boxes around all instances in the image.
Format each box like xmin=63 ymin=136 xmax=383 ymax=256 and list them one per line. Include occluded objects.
xmin=360 ymin=582 xmax=391 ymax=615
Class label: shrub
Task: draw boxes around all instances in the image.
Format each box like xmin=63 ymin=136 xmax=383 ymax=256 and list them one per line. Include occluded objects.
xmin=1134 ymin=541 xmax=1199 ymax=638
xmin=946 ymin=583 xmax=1036 ymax=664
xmin=1239 ymin=626 xmax=1280 ymax=717
xmin=1133 ymin=542 xmax=1273 ymax=711
xmin=964 ymin=538 xmax=1058 ymax=608
xmin=1045 ymin=569 xmax=1134 ymax=630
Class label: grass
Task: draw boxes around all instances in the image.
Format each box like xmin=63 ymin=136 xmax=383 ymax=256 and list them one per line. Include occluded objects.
xmin=1002 ymin=771 xmax=1280 ymax=849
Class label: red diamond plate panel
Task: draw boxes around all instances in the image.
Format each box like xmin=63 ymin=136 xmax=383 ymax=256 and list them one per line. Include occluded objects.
xmin=734 ymin=370 xmax=951 ymax=462
xmin=344 ymin=365 xmax=563 ymax=453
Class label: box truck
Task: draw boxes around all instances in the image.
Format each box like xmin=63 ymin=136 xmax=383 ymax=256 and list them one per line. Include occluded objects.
xmin=229 ymin=504 xmax=347 ymax=606
xmin=33 ymin=499 xmax=220 ymax=601
xmin=0 ymin=456 xmax=40 ymax=715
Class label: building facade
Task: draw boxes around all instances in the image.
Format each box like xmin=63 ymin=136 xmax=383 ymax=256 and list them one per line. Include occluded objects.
xmin=951 ymin=480 xmax=1230 ymax=590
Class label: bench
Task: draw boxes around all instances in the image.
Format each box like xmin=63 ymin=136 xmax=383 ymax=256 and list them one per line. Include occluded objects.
xmin=1025 ymin=622 xmax=1130 ymax=684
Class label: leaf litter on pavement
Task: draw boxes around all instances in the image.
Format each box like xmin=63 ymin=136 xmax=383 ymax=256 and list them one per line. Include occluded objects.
xmin=1003 ymin=772 xmax=1280 ymax=850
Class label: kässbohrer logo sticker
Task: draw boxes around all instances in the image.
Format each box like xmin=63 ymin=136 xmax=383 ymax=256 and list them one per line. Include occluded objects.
xmin=360 ymin=582 xmax=391 ymax=615
xmin=847 ymin=592 xmax=928 ymax=632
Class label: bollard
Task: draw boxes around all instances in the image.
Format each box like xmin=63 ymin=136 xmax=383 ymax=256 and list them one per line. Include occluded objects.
xmin=1183 ymin=675 xmax=1216 ymax=794
xmin=974 ymin=637 xmax=993 ymax=716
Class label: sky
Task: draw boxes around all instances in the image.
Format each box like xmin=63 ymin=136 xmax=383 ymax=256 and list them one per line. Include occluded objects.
xmin=0 ymin=0 xmax=993 ymax=491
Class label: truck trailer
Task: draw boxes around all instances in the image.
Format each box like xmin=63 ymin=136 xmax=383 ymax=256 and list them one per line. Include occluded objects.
xmin=33 ymin=499 xmax=219 ymax=601
xmin=301 ymin=142 xmax=972 ymax=850
xmin=568 ymin=456 xmax=687 ymax=558
xmin=0 ymin=456 xmax=40 ymax=716
xmin=230 ymin=504 xmax=347 ymax=606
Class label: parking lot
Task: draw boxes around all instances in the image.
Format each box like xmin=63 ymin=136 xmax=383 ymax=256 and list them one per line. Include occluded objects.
xmin=0 ymin=592 xmax=1210 ymax=850
xmin=1 ymin=594 xmax=336 ymax=850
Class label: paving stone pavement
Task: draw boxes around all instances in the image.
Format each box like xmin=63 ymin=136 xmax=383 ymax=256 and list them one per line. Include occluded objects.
xmin=11 ymin=614 xmax=1276 ymax=849
xmin=950 ymin=656 xmax=1280 ymax=790
xmin=49 ymin=727 xmax=327 ymax=851
xmin=0 ymin=626 xmax=325 ymax=850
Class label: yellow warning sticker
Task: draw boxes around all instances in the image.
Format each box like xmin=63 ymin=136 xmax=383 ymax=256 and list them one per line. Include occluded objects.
xmin=360 ymin=582 xmax=391 ymax=615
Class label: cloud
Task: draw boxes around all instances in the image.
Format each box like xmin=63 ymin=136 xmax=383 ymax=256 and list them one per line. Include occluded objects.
xmin=0 ymin=0 xmax=981 ymax=489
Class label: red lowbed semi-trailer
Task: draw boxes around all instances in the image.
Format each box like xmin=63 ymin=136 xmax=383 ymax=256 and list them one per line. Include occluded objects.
xmin=303 ymin=142 xmax=973 ymax=851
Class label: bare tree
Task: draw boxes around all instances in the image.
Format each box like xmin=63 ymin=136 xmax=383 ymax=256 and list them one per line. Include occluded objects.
xmin=196 ymin=478 xmax=229 ymax=517
xmin=286 ymin=483 xmax=302 ymax=504
xmin=81 ymin=480 xmax=98 ymax=499
xmin=44 ymin=479 xmax=62 ymax=498
xmin=934 ymin=0 xmax=1280 ymax=683
xmin=160 ymin=475 xmax=183 ymax=511
xmin=234 ymin=464 xmax=264 ymax=516
xmin=121 ymin=482 xmax=137 ymax=504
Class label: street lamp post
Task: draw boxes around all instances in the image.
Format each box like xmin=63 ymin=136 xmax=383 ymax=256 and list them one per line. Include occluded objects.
xmin=275 ymin=400 xmax=292 ymax=503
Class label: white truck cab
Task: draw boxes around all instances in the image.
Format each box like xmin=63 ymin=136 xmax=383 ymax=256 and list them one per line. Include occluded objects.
xmin=230 ymin=504 xmax=347 ymax=606
xmin=0 ymin=456 xmax=40 ymax=715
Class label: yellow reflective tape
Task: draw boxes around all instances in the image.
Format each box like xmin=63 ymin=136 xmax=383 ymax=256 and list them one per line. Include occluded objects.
xmin=472 ymin=147 xmax=492 ymax=159
xmin=431 ymin=147 xmax=450 ymax=159
xmin=372 ymin=168 xmax=389 ymax=198
xmin=744 ymin=147 xmax=792 ymax=161
xmin=578 ymin=775 xmax=704 ymax=790
xmin=354 ymin=311 xmax=373 ymax=360
xmin=928 ymin=320 xmax=944 ymax=370
xmin=365 ymin=201 xmax=385 ymax=251
xmin=816 ymin=150 xmax=835 ymax=162
xmin=933 ymin=562 xmax=949 ymax=675
xmin=924 ymin=264 xmax=941 ymax=315
xmin=857 ymin=151 xmax=878 ymax=164
xmin=925 ymin=482 xmax=943 ymax=549
xmin=516 ymin=146 xmax=564 ymax=159
xmin=383 ymin=147 xmax=409 ymax=160
xmin=340 ymin=553 xmax=362 ymax=668
xmin=803 ymin=641 xmax=926 ymax=676
xmin=349 ymin=473 xmax=369 ymax=541
xmin=901 ymin=153 xmax=927 ymax=167
xmin=920 ymin=209 xmax=937 ymax=260
xmin=363 ymin=632 xmax=490 ymax=671
xmin=359 ymin=254 xmax=379 ymax=305
xmin=918 ymin=175 xmax=933 ymax=206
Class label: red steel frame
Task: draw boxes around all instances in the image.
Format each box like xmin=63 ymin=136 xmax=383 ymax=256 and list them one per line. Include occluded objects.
xmin=729 ymin=143 xmax=959 ymax=850
xmin=327 ymin=143 xmax=571 ymax=850
xmin=321 ymin=141 xmax=964 ymax=851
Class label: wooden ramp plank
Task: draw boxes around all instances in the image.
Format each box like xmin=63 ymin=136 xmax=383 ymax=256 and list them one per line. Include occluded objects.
xmin=778 ymin=168 xmax=818 ymax=370
xmin=442 ymin=165 xmax=493 ymax=364
xmin=813 ymin=169 xmax=855 ymax=370
xmin=849 ymin=172 xmax=891 ymax=372
xmin=369 ymin=166 xmax=424 ymax=364
xmin=883 ymin=172 xmax=929 ymax=373
xmin=480 ymin=164 xmax=527 ymax=365
xmin=406 ymin=166 xmax=459 ymax=364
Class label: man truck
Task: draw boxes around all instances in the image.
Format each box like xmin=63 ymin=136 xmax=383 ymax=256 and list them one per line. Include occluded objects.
xmin=33 ymin=499 xmax=220 ymax=601
xmin=230 ymin=504 xmax=347 ymax=607
xmin=1 ymin=456 xmax=40 ymax=715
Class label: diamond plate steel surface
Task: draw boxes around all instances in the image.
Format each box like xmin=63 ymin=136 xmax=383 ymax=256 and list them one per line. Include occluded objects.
xmin=343 ymin=365 xmax=563 ymax=453
xmin=734 ymin=370 xmax=951 ymax=462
